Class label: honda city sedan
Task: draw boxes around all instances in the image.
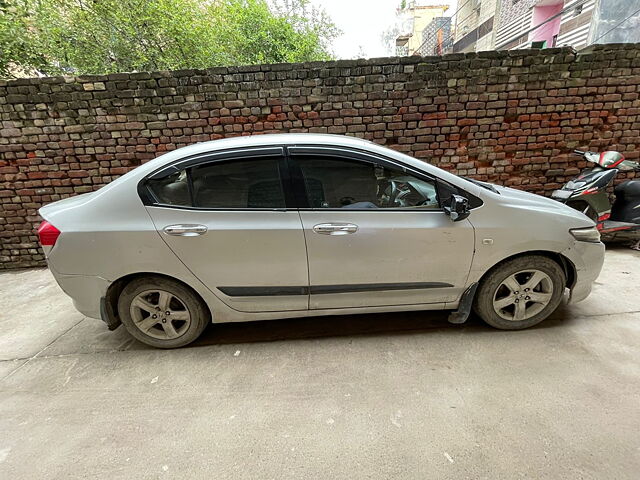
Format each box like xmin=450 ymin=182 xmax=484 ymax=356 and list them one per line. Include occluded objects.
xmin=38 ymin=134 xmax=604 ymax=348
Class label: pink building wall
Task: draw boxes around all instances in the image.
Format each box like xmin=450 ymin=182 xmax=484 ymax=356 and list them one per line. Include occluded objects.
xmin=530 ymin=3 xmax=564 ymax=46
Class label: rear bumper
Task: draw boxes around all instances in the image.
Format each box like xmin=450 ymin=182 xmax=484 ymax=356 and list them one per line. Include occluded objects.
xmin=49 ymin=266 xmax=110 ymax=319
xmin=562 ymin=241 xmax=605 ymax=304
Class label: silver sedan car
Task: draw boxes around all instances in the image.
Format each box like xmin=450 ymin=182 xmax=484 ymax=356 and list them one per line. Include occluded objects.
xmin=38 ymin=134 xmax=604 ymax=348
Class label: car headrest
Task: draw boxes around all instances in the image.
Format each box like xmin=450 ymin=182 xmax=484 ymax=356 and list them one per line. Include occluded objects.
xmin=161 ymin=181 xmax=190 ymax=205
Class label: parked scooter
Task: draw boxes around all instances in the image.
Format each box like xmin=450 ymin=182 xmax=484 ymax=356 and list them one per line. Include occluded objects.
xmin=551 ymin=150 xmax=640 ymax=249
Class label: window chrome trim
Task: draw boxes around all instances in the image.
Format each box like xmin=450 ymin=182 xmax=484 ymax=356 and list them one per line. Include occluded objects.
xmin=295 ymin=208 xmax=445 ymax=213
xmin=146 ymin=205 xmax=290 ymax=212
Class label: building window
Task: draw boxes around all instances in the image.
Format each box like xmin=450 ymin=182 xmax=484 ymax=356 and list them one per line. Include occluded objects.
xmin=574 ymin=4 xmax=583 ymax=16
xmin=395 ymin=36 xmax=409 ymax=57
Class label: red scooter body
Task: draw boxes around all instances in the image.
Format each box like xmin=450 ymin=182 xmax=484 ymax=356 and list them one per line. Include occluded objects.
xmin=551 ymin=150 xmax=640 ymax=247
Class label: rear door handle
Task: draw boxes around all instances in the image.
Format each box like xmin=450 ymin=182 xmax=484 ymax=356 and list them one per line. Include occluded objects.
xmin=312 ymin=223 xmax=358 ymax=235
xmin=163 ymin=224 xmax=208 ymax=236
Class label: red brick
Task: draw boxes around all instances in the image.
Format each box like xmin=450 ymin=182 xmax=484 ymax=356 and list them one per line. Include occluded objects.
xmin=2 ymin=45 xmax=640 ymax=270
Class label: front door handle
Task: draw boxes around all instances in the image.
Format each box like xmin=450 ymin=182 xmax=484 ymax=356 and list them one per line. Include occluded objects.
xmin=163 ymin=224 xmax=208 ymax=236
xmin=312 ymin=223 xmax=358 ymax=235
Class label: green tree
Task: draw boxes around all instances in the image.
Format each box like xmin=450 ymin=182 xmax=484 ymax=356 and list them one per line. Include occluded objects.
xmin=0 ymin=0 xmax=339 ymax=78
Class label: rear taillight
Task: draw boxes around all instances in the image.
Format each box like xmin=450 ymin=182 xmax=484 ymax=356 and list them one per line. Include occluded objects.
xmin=37 ymin=221 xmax=61 ymax=246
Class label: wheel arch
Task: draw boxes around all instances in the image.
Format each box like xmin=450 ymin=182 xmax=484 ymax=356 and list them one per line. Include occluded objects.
xmin=566 ymin=199 xmax=598 ymax=222
xmin=103 ymin=272 xmax=213 ymax=330
xmin=477 ymin=250 xmax=576 ymax=291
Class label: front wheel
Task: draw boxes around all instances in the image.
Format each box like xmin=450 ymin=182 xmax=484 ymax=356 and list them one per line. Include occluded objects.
xmin=473 ymin=256 xmax=566 ymax=330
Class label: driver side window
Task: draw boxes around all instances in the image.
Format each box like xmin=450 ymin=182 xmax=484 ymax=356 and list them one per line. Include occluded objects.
xmin=295 ymin=156 xmax=439 ymax=210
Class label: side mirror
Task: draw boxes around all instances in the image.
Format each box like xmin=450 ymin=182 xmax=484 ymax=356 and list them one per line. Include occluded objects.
xmin=444 ymin=194 xmax=470 ymax=222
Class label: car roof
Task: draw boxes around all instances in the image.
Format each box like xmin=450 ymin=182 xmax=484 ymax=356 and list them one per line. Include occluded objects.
xmin=172 ymin=133 xmax=370 ymax=154
xmin=115 ymin=133 xmax=485 ymax=200
xmin=132 ymin=133 xmax=377 ymax=175
xmin=196 ymin=133 xmax=372 ymax=148
xmin=135 ymin=133 xmax=373 ymax=172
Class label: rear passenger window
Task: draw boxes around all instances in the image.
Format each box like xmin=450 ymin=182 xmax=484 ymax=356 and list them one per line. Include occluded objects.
xmin=147 ymin=170 xmax=191 ymax=206
xmin=190 ymin=158 xmax=285 ymax=209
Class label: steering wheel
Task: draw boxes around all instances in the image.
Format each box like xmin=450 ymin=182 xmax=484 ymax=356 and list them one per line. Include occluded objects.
xmin=390 ymin=181 xmax=419 ymax=207
xmin=388 ymin=180 xmax=402 ymax=206
xmin=388 ymin=180 xmax=431 ymax=207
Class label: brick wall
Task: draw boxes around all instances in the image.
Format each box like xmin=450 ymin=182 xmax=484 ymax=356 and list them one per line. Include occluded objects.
xmin=1 ymin=44 xmax=640 ymax=270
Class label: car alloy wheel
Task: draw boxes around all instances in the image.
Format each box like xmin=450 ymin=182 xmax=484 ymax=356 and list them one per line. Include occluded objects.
xmin=129 ymin=289 xmax=191 ymax=340
xmin=492 ymin=269 xmax=553 ymax=321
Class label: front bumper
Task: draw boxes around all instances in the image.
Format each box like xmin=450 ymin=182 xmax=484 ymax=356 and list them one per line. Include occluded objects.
xmin=48 ymin=266 xmax=111 ymax=319
xmin=561 ymin=240 xmax=605 ymax=304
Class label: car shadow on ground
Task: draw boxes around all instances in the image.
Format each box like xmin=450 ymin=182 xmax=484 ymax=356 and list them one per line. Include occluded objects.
xmin=183 ymin=244 xmax=634 ymax=349
xmin=185 ymin=305 xmax=574 ymax=348
xmin=192 ymin=310 xmax=458 ymax=347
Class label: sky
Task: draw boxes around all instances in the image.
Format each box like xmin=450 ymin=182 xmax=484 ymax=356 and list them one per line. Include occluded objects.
xmin=308 ymin=0 xmax=458 ymax=59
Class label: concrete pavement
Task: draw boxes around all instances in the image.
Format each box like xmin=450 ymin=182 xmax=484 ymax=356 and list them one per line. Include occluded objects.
xmin=0 ymin=247 xmax=639 ymax=479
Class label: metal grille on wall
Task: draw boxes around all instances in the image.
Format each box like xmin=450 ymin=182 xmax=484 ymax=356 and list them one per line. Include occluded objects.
xmin=420 ymin=17 xmax=452 ymax=56
xmin=557 ymin=0 xmax=596 ymax=49
xmin=495 ymin=8 xmax=534 ymax=49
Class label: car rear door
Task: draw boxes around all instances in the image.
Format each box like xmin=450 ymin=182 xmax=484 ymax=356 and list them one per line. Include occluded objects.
xmin=288 ymin=146 xmax=475 ymax=310
xmin=142 ymin=147 xmax=309 ymax=313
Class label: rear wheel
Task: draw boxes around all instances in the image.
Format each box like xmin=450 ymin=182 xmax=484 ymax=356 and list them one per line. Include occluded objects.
xmin=118 ymin=276 xmax=209 ymax=348
xmin=474 ymin=256 xmax=566 ymax=330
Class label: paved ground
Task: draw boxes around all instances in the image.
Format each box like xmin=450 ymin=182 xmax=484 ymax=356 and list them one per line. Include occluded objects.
xmin=0 ymin=247 xmax=639 ymax=479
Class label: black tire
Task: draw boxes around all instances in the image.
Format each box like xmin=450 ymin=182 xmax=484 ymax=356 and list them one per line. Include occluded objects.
xmin=473 ymin=256 xmax=566 ymax=330
xmin=118 ymin=276 xmax=209 ymax=348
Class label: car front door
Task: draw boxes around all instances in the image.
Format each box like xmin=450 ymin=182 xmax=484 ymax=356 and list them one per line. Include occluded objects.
xmin=289 ymin=146 xmax=475 ymax=310
xmin=142 ymin=147 xmax=309 ymax=313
